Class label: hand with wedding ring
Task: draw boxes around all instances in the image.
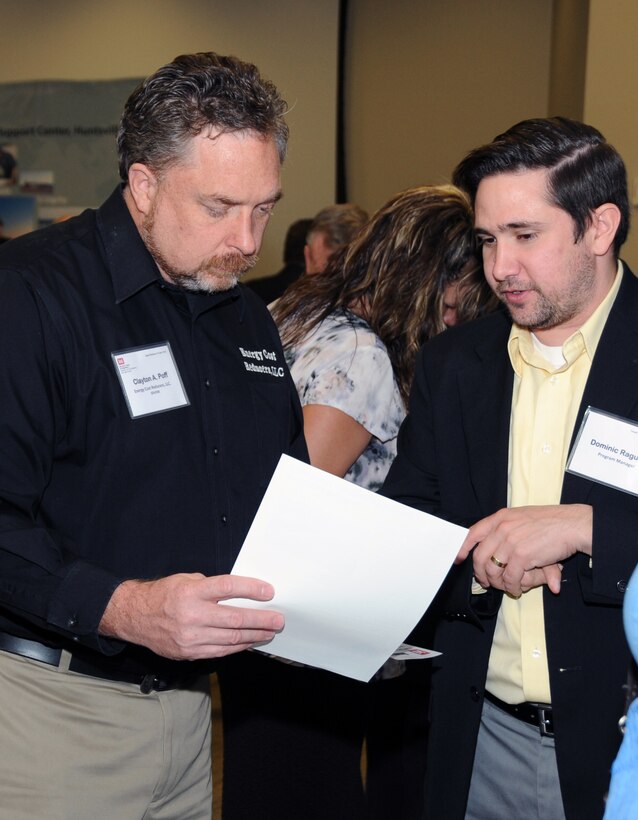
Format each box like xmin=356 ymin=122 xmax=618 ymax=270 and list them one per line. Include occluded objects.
xmin=456 ymin=504 xmax=593 ymax=597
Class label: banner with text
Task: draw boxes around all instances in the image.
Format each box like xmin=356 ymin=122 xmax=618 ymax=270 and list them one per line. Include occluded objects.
xmin=0 ymin=78 xmax=141 ymax=211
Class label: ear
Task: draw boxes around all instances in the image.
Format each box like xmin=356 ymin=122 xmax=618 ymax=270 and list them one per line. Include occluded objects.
xmin=303 ymin=243 xmax=311 ymax=271
xmin=588 ymin=203 xmax=621 ymax=256
xmin=126 ymin=163 xmax=159 ymax=217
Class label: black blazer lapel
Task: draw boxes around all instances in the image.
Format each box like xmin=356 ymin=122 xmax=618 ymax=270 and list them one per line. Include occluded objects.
xmin=562 ymin=264 xmax=638 ymax=504
xmin=458 ymin=320 xmax=513 ymax=516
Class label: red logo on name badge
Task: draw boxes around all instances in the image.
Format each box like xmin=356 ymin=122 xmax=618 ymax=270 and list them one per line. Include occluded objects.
xmin=117 ymin=357 xmax=125 ymax=365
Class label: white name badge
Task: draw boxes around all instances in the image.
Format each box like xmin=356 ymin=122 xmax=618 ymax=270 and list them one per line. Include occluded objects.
xmin=566 ymin=406 xmax=638 ymax=496
xmin=111 ymin=342 xmax=190 ymax=419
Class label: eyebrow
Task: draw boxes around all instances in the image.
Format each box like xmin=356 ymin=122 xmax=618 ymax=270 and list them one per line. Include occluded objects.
xmin=201 ymin=190 xmax=283 ymax=207
xmin=475 ymin=220 xmax=545 ymax=235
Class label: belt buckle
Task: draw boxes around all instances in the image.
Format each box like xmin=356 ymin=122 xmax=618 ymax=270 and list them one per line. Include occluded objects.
xmin=140 ymin=673 xmax=161 ymax=694
xmin=534 ymin=703 xmax=554 ymax=738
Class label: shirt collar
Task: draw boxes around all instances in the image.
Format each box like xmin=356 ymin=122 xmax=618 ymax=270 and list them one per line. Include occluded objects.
xmin=508 ymin=261 xmax=623 ymax=375
xmin=96 ymin=185 xmax=241 ymax=313
xmin=96 ymin=186 xmax=162 ymax=303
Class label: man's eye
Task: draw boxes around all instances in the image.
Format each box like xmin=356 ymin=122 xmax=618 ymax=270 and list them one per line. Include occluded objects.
xmin=517 ymin=233 xmax=536 ymax=241
xmin=478 ymin=235 xmax=495 ymax=247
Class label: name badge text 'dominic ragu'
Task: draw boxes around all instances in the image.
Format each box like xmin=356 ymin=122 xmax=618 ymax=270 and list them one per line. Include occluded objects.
xmin=566 ymin=406 xmax=638 ymax=496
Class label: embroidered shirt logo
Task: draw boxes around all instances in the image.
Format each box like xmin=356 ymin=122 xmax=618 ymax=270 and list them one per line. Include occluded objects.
xmin=239 ymin=346 xmax=285 ymax=378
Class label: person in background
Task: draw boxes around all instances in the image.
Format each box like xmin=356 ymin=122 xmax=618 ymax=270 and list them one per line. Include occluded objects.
xmin=246 ymin=217 xmax=312 ymax=303
xmin=441 ymin=279 xmax=463 ymax=326
xmin=276 ymin=186 xmax=493 ymax=492
xmin=304 ymin=202 xmax=369 ymax=275
xmin=218 ymin=184 xmax=496 ymax=820
xmin=0 ymin=146 xmax=17 ymax=185
xmin=381 ymin=117 xmax=636 ymax=820
xmin=0 ymin=52 xmax=305 ymax=820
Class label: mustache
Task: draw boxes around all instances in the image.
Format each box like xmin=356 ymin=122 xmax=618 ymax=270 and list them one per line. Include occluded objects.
xmin=495 ymin=281 xmax=536 ymax=295
xmin=205 ymin=253 xmax=259 ymax=276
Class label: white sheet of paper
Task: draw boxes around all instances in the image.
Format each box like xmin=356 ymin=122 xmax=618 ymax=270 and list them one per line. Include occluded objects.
xmin=566 ymin=406 xmax=638 ymax=496
xmin=226 ymin=455 xmax=466 ymax=682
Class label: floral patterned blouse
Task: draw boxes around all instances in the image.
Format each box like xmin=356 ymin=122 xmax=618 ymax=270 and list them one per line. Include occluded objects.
xmin=282 ymin=309 xmax=405 ymax=492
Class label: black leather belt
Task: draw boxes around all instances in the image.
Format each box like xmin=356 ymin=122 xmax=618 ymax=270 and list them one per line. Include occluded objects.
xmin=485 ymin=690 xmax=554 ymax=738
xmin=0 ymin=631 xmax=195 ymax=694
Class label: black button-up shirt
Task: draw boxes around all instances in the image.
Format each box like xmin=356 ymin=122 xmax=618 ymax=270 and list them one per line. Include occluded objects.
xmin=0 ymin=187 xmax=306 ymax=675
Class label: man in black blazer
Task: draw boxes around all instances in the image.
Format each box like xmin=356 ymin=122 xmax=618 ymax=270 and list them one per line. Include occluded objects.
xmin=382 ymin=118 xmax=636 ymax=820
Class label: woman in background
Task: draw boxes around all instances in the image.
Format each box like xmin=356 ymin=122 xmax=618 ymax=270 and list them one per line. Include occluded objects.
xmin=218 ymin=185 xmax=497 ymax=820
xmin=272 ymin=184 xmax=492 ymax=493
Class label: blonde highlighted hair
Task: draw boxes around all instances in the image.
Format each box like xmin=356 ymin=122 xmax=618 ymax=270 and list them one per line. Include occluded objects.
xmin=273 ymin=184 xmax=496 ymax=404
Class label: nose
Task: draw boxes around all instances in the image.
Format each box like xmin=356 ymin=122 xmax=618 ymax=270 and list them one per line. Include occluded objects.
xmin=486 ymin=240 xmax=518 ymax=282
xmin=442 ymin=306 xmax=458 ymax=327
xmin=228 ymin=210 xmax=258 ymax=256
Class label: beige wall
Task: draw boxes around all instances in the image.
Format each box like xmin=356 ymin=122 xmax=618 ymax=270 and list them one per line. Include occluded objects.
xmin=548 ymin=0 xmax=589 ymax=119
xmin=0 ymin=0 xmax=340 ymax=278
xmin=585 ymin=0 xmax=638 ymax=269
xmin=344 ymin=0 xmax=637 ymax=269
xmin=3 ymin=1 xmax=635 ymax=273
xmin=345 ymin=0 xmax=553 ymax=212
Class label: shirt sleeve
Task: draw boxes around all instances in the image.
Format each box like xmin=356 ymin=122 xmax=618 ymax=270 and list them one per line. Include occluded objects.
xmin=299 ymin=342 xmax=402 ymax=443
xmin=0 ymin=269 xmax=123 ymax=653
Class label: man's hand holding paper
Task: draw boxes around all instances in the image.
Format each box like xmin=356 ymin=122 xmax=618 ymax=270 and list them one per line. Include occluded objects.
xmin=225 ymin=455 xmax=466 ymax=681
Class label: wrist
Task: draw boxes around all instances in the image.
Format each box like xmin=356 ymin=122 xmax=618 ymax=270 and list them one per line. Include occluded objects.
xmin=99 ymin=579 xmax=145 ymax=640
xmin=574 ymin=504 xmax=593 ymax=556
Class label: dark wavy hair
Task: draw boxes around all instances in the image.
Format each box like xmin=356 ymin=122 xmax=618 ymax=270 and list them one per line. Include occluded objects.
xmin=117 ymin=52 xmax=288 ymax=182
xmin=453 ymin=117 xmax=629 ymax=256
xmin=272 ymin=185 xmax=496 ymax=404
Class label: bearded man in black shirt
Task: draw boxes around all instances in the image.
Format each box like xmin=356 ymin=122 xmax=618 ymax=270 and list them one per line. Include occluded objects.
xmin=0 ymin=53 xmax=306 ymax=819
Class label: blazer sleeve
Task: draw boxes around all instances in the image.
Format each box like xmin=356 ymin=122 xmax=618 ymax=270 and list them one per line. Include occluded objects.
xmin=578 ymin=489 xmax=638 ymax=605
xmin=381 ymin=344 xmax=502 ymax=626
xmin=380 ymin=346 xmax=442 ymax=514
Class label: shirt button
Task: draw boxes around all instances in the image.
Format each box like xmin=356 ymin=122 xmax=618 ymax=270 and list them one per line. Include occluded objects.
xmin=470 ymin=686 xmax=480 ymax=702
xmin=213 ymin=447 xmax=219 ymax=456
xmin=204 ymin=379 xmax=211 ymax=388
xmin=221 ymin=515 xmax=228 ymax=524
xmin=67 ymin=615 xmax=78 ymax=628
xmin=542 ymin=443 xmax=551 ymax=454
xmin=617 ymin=580 xmax=628 ymax=593
xmin=549 ymin=375 xmax=557 ymax=384
xmin=531 ymin=648 xmax=542 ymax=658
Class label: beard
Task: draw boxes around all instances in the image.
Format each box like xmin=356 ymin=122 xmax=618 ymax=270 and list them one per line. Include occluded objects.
xmin=495 ymin=248 xmax=597 ymax=332
xmin=159 ymin=249 xmax=258 ymax=294
xmin=141 ymin=212 xmax=258 ymax=294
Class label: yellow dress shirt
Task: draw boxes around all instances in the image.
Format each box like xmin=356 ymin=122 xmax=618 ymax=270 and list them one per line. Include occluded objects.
xmin=485 ymin=264 xmax=622 ymax=705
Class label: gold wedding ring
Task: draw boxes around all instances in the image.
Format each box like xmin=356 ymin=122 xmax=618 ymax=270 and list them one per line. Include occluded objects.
xmin=490 ymin=554 xmax=508 ymax=569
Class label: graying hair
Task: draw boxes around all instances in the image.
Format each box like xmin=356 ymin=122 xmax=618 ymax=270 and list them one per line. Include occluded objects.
xmin=117 ymin=52 xmax=288 ymax=181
